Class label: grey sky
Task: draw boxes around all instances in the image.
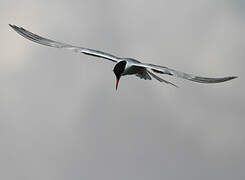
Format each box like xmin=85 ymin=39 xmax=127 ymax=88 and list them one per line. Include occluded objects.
xmin=0 ymin=0 xmax=244 ymax=180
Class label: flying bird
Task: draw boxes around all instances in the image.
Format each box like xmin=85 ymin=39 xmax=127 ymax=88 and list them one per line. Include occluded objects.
xmin=9 ymin=24 xmax=237 ymax=90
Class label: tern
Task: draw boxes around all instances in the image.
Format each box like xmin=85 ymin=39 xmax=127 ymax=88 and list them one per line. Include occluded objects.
xmin=9 ymin=24 xmax=237 ymax=90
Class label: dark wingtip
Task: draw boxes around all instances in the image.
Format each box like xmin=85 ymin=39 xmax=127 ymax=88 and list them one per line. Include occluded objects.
xmin=230 ymin=76 xmax=238 ymax=80
xmin=9 ymin=24 xmax=17 ymax=30
xmin=191 ymin=75 xmax=238 ymax=83
xmin=9 ymin=24 xmax=15 ymax=28
xmin=224 ymin=76 xmax=238 ymax=82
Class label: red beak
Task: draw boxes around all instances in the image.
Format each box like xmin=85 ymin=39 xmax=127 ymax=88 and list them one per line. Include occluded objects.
xmin=116 ymin=78 xmax=120 ymax=90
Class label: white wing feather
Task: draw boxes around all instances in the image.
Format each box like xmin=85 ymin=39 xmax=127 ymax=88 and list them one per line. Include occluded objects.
xmin=135 ymin=63 xmax=237 ymax=83
xmin=9 ymin=24 xmax=119 ymax=62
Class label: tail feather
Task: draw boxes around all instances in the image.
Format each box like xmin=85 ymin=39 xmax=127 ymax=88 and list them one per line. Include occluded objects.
xmin=135 ymin=71 xmax=152 ymax=80
xmin=147 ymin=71 xmax=178 ymax=88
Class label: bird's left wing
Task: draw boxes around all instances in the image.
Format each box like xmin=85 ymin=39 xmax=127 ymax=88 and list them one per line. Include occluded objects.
xmin=9 ymin=24 xmax=120 ymax=63
xmin=134 ymin=63 xmax=237 ymax=83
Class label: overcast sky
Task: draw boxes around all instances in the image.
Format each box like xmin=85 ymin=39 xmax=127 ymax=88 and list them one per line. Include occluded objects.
xmin=0 ymin=0 xmax=244 ymax=180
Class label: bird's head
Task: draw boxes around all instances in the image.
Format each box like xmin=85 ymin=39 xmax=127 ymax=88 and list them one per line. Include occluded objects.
xmin=113 ymin=60 xmax=126 ymax=90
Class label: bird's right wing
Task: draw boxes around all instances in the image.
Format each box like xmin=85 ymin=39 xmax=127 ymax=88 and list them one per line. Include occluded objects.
xmin=9 ymin=24 xmax=120 ymax=63
xmin=135 ymin=63 xmax=237 ymax=83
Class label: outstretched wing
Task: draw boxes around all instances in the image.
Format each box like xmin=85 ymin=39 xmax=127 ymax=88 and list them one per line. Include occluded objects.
xmin=9 ymin=24 xmax=120 ymax=62
xmin=135 ymin=63 xmax=237 ymax=83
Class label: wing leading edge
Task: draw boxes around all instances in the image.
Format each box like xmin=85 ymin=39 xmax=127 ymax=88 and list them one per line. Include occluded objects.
xmin=9 ymin=24 xmax=119 ymax=62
